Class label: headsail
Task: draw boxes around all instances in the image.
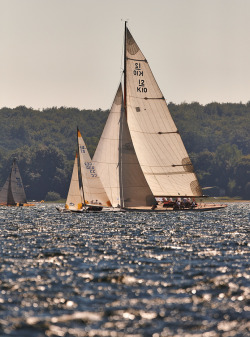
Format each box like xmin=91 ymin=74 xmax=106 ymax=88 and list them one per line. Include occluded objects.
xmin=77 ymin=128 xmax=111 ymax=207
xmin=93 ymin=83 xmax=155 ymax=207
xmin=124 ymin=25 xmax=202 ymax=197
xmin=0 ymin=159 xmax=27 ymax=205
xmin=92 ymin=85 xmax=122 ymax=207
xmin=65 ymin=152 xmax=83 ymax=211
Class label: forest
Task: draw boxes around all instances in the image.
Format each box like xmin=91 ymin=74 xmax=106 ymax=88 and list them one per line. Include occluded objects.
xmin=0 ymin=102 xmax=249 ymax=200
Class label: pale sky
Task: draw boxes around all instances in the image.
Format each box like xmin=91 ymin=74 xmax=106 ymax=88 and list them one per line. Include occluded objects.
xmin=1 ymin=0 xmax=250 ymax=110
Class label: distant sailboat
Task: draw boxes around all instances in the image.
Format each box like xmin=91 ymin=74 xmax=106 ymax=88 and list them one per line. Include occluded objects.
xmin=0 ymin=159 xmax=27 ymax=206
xmin=93 ymin=23 xmax=227 ymax=212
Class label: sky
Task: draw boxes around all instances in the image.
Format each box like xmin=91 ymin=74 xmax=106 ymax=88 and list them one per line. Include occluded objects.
xmin=1 ymin=0 xmax=250 ymax=110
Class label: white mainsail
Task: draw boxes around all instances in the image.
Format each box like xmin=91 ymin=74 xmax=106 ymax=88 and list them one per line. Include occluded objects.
xmin=93 ymin=84 xmax=155 ymax=207
xmin=124 ymin=26 xmax=202 ymax=197
xmin=77 ymin=128 xmax=111 ymax=207
xmin=65 ymin=152 xmax=83 ymax=211
xmin=0 ymin=159 xmax=27 ymax=205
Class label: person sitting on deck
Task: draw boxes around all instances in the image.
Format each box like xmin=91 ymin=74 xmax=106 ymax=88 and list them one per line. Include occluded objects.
xmin=163 ymin=197 xmax=174 ymax=208
xmin=187 ymin=198 xmax=192 ymax=208
xmin=183 ymin=197 xmax=188 ymax=208
xmin=163 ymin=197 xmax=169 ymax=207
xmin=173 ymin=199 xmax=181 ymax=210
xmin=191 ymin=198 xmax=197 ymax=208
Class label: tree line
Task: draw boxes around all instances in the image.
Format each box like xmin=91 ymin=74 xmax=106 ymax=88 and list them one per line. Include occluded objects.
xmin=0 ymin=102 xmax=249 ymax=200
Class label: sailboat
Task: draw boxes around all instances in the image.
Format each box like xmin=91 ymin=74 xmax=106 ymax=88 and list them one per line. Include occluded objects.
xmin=77 ymin=128 xmax=112 ymax=210
xmin=93 ymin=23 xmax=227 ymax=212
xmin=0 ymin=158 xmax=28 ymax=206
xmin=58 ymin=128 xmax=112 ymax=212
xmin=61 ymin=151 xmax=84 ymax=212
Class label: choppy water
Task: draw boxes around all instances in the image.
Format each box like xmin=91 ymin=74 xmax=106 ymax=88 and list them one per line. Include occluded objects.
xmin=0 ymin=203 xmax=249 ymax=337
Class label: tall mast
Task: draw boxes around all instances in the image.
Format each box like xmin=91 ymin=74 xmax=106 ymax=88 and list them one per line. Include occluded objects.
xmin=119 ymin=95 xmax=125 ymax=209
xmin=124 ymin=21 xmax=127 ymax=116
xmin=77 ymin=127 xmax=85 ymax=207
xmin=118 ymin=21 xmax=128 ymax=209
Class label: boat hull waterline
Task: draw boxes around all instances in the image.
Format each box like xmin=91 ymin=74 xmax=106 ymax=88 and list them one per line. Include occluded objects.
xmin=56 ymin=203 xmax=227 ymax=213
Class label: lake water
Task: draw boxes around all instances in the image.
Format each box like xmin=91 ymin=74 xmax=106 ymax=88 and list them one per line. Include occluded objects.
xmin=0 ymin=203 xmax=249 ymax=337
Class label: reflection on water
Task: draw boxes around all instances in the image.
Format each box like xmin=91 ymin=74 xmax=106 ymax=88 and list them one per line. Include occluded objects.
xmin=0 ymin=203 xmax=249 ymax=336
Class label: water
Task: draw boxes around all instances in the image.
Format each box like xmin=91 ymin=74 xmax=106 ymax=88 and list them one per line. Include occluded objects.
xmin=0 ymin=203 xmax=249 ymax=337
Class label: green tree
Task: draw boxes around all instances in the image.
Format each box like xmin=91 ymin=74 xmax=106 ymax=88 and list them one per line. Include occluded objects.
xmin=213 ymin=144 xmax=242 ymax=196
xmin=234 ymin=155 xmax=250 ymax=199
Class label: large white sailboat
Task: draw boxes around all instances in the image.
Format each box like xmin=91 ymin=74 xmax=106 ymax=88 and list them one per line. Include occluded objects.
xmin=93 ymin=23 xmax=227 ymax=212
xmin=0 ymin=158 xmax=28 ymax=206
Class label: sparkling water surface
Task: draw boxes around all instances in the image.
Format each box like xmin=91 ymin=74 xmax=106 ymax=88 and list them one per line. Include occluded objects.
xmin=0 ymin=203 xmax=249 ymax=337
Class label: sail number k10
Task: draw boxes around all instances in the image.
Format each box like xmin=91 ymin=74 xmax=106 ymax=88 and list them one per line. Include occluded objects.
xmin=133 ymin=63 xmax=147 ymax=93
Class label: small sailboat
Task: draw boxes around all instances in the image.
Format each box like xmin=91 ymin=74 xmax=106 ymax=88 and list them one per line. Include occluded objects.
xmin=58 ymin=128 xmax=112 ymax=213
xmin=77 ymin=128 xmax=112 ymax=211
xmin=57 ymin=152 xmax=84 ymax=212
xmin=0 ymin=158 xmax=28 ymax=206
xmin=93 ymin=23 xmax=227 ymax=212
